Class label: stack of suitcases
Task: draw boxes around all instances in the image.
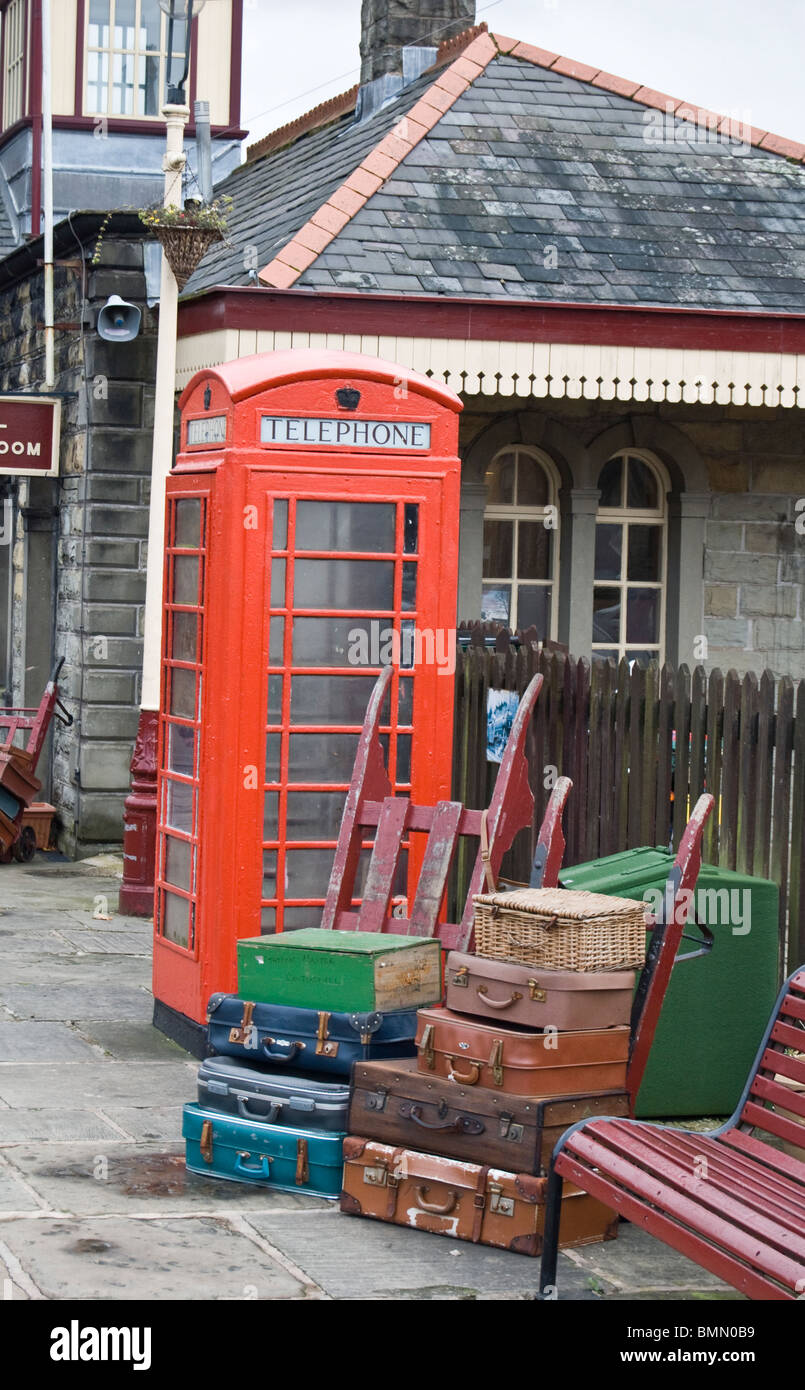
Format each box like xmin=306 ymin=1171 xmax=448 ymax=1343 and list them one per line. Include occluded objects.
xmin=182 ymin=929 xmax=443 ymax=1198
xmin=0 ymin=745 xmax=41 ymax=854
xmin=341 ymin=887 xmax=647 ymax=1256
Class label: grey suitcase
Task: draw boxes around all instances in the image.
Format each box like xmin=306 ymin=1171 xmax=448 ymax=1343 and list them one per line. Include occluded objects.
xmin=197 ymin=1056 xmax=349 ymax=1132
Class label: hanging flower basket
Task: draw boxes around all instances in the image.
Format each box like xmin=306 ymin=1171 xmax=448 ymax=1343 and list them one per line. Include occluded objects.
xmin=150 ymin=224 xmax=223 ymax=289
xmin=138 ymin=197 xmax=232 ymax=290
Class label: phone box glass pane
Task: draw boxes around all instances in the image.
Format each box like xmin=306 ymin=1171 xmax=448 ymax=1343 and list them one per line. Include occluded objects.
xmin=172 ymin=555 xmax=199 ymax=605
xmin=288 ymin=733 xmax=360 ymax=782
xmin=287 ymin=790 xmax=347 ymax=840
xmin=169 ymin=667 xmax=196 ymax=719
xmin=167 ymin=722 xmax=194 ymax=776
xmin=296 ymin=501 xmax=395 ymax=553
xmin=171 ymin=611 xmax=197 ymax=663
xmin=294 ymin=559 xmax=394 ymax=611
xmin=162 ymin=890 xmax=190 ymax=948
xmin=174 ymin=498 xmax=201 ymax=549
xmin=165 ymin=778 xmax=193 ymax=832
xmin=164 ymin=836 xmax=192 ymax=893
xmin=290 ymin=674 xmax=388 ymax=725
xmin=285 ymin=847 xmax=337 ymax=898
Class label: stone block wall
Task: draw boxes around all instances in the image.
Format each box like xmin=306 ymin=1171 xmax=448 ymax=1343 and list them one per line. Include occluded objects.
xmin=0 ymin=225 xmax=156 ymax=853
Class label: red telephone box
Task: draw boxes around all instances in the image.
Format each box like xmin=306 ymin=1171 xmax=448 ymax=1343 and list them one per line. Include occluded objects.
xmin=152 ymin=350 xmax=462 ymax=1049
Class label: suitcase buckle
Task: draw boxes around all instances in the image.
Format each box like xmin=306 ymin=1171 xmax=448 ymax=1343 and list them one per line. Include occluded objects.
xmin=488 ymin=1182 xmax=514 ymax=1217
xmin=473 ymin=1192 xmax=486 ymax=1211
xmin=228 ymin=1000 xmax=256 ymax=1046
xmin=366 ymin=1086 xmax=389 ymax=1113
xmin=419 ymin=1023 xmax=435 ymax=1071
xmin=451 ymin=966 xmax=469 ymax=988
xmin=499 ymin=1113 xmax=524 ymax=1142
xmin=489 ymin=1039 xmax=504 ymax=1087
xmin=315 ymin=1011 xmax=338 ymax=1057
xmin=363 ymin=1165 xmax=388 ymax=1187
xmin=528 ymin=978 xmax=546 ymax=1003
xmin=200 ymin=1118 xmax=213 ymax=1164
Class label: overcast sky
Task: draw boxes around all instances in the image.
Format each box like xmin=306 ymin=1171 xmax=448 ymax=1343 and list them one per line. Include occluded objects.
xmin=240 ymin=0 xmax=805 ymax=149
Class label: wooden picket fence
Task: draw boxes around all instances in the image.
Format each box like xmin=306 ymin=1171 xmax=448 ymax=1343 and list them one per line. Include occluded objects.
xmin=450 ymin=645 xmax=805 ymax=977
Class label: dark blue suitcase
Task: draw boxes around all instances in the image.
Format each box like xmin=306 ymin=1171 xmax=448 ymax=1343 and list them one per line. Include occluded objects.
xmin=183 ymin=1102 xmax=344 ymax=1198
xmin=197 ymin=1056 xmax=350 ymax=1131
xmin=206 ymin=993 xmax=418 ymax=1077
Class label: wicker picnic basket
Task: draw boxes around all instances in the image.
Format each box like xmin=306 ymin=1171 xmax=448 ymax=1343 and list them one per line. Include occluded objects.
xmin=473 ymin=887 xmax=647 ymax=973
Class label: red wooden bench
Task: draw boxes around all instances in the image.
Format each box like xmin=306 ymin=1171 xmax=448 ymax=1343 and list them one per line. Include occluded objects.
xmin=320 ymin=666 xmax=566 ymax=952
xmin=540 ymin=808 xmax=805 ymax=1300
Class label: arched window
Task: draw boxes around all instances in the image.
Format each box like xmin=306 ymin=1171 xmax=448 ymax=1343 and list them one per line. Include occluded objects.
xmin=592 ymin=451 xmax=667 ymax=664
xmin=481 ymin=446 xmax=559 ymax=637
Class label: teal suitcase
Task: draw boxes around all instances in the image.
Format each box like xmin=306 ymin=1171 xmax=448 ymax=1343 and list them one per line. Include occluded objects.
xmin=183 ymin=1102 xmax=344 ymax=1198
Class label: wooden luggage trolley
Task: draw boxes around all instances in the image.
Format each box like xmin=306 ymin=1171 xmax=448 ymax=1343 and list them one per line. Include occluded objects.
xmin=0 ymin=658 xmax=72 ymax=862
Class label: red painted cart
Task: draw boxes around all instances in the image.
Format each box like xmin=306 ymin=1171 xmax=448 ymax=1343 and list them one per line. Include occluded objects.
xmin=0 ymin=658 xmax=72 ymax=862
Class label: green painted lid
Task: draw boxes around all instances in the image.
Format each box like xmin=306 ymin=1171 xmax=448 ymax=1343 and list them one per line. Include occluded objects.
xmin=237 ymin=929 xmax=434 ymax=954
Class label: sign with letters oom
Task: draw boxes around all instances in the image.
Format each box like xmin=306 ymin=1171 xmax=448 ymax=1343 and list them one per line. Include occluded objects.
xmin=0 ymin=395 xmax=61 ymax=476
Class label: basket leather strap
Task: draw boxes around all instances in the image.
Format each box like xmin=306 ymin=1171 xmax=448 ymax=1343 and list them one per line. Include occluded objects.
xmin=480 ymin=809 xmax=497 ymax=893
xmin=472 ymin=1165 xmax=490 ymax=1243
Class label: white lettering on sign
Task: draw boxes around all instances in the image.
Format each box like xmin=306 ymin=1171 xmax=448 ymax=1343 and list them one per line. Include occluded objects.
xmin=187 ymin=415 xmax=227 ymax=446
xmin=260 ymin=416 xmax=432 ymax=451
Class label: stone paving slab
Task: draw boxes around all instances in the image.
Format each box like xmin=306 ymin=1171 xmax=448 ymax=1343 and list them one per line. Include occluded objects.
xmin=247 ymin=1206 xmax=589 ymax=1300
xmin=0 ymin=1158 xmax=45 ymax=1212
xmin=0 ymin=1022 xmax=100 ymax=1062
xmin=56 ymin=931 xmax=152 ymax=955
xmin=100 ymin=1107 xmax=184 ymax=1142
xmin=0 ymin=1111 xmax=126 ymax=1142
xmin=0 ymin=931 xmax=78 ymax=956
xmin=0 ymin=1062 xmax=195 ymax=1109
xmin=1 ymin=984 xmax=153 ymax=1023
xmin=563 ymin=1223 xmax=732 ymax=1293
xmin=72 ymin=1021 xmax=188 ymax=1062
xmin=0 ymin=1215 xmax=310 ymax=1301
xmin=1 ymin=1141 xmax=333 ymax=1216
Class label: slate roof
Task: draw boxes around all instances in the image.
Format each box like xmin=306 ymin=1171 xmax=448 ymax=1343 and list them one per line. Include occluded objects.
xmin=185 ymin=29 xmax=805 ymax=312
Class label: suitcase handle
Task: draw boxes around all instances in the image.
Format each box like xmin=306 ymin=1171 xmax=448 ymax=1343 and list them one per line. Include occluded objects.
xmin=234 ymin=1152 xmax=273 ymax=1178
xmin=235 ymin=1095 xmax=281 ymax=1122
xmin=260 ymin=1038 xmax=305 ymax=1063
xmin=406 ymin=1104 xmax=485 ymax=1136
xmin=415 ymin=1185 xmax=457 ymax=1215
xmin=476 ymin=986 xmax=523 ymax=1010
xmin=447 ymin=1057 xmax=481 ymax=1086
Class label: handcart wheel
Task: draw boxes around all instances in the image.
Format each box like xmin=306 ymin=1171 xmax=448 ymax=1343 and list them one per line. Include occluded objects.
xmin=13 ymin=826 xmax=37 ymax=863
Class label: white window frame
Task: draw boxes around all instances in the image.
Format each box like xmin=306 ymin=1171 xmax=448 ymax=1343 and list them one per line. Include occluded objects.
xmin=84 ymin=0 xmax=189 ymax=120
xmin=482 ymin=444 xmax=561 ymax=639
xmin=592 ymin=449 xmax=668 ymax=664
xmin=2 ymin=0 xmax=27 ymax=131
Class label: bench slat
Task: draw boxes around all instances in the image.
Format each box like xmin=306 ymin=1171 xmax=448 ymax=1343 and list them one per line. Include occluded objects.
xmin=780 ymin=993 xmax=805 ymax=1024
xmin=554 ymin=1147 xmax=795 ymax=1300
xmin=739 ymin=1100 xmax=805 ymax=1153
xmin=716 ymin=1128 xmax=805 ymax=1184
xmin=757 ymin=1048 xmax=805 ymax=1087
xmin=749 ymin=1073 xmax=805 ymax=1121
xmin=357 ymin=797 xmax=409 ymax=931
xmin=561 ymin=1128 xmax=805 ymax=1286
xmin=617 ymin=1125 xmax=805 ymax=1229
xmin=770 ymin=1019 xmax=805 ymax=1055
xmin=357 ymin=800 xmax=482 ymax=836
xmin=577 ymin=1121 xmax=805 ymax=1259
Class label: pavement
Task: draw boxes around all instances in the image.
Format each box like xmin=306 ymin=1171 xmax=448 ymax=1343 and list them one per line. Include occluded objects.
xmin=0 ymin=855 xmax=745 ymax=1303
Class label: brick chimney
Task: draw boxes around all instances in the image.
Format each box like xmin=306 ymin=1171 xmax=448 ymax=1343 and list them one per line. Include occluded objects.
xmin=359 ymin=0 xmax=476 ymax=85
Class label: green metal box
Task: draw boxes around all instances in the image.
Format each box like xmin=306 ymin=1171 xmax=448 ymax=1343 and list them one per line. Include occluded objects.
xmin=560 ymin=848 xmax=779 ymax=1118
xmin=236 ymin=929 xmax=443 ymax=1014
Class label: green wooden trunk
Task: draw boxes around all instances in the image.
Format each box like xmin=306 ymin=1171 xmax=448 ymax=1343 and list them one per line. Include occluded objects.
xmin=236 ymin=929 xmax=443 ymax=1013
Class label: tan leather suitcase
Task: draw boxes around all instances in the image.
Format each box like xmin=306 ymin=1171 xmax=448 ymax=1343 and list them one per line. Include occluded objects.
xmin=445 ymin=951 xmax=635 ymax=1031
xmin=416 ymin=1006 xmax=629 ymax=1096
xmin=349 ymin=1057 xmax=630 ymax=1173
xmin=340 ymin=1137 xmax=619 ymax=1255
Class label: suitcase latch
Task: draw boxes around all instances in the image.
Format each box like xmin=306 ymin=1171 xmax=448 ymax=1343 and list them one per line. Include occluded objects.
xmin=419 ymin=1023 xmax=435 ymax=1071
xmin=295 ymin=1137 xmax=309 ymax=1186
xmin=366 ymin=1086 xmax=389 ymax=1113
xmin=363 ymin=1165 xmax=388 ymax=1187
xmin=451 ymin=966 xmax=469 ymax=988
xmin=489 ymin=1039 xmax=504 ymax=1087
xmin=200 ymin=1118 xmax=213 ymax=1164
xmin=499 ymin=1112 xmax=524 ymax=1142
xmin=527 ymin=978 xmax=546 ymax=1003
xmin=229 ymin=1000 xmax=255 ymax=1046
xmin=488 ymin=1182 xmax=514 ymax=1217
xmin=316 ymin=1011 xmax=338 ymax=1056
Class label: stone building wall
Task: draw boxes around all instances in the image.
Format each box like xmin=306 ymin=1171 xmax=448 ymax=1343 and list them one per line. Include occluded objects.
xmin=458 ymin=394 xmax=805 ymax=679
xmin=0 ymin=223 xmax=156 ymax=853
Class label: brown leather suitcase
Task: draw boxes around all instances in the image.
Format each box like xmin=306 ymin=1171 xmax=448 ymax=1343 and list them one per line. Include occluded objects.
xmin=445 ymin=951 xmax=635 ymax=1031
xmin=340 ymin=1137 xmax=619 ymax=1255
xmin=349 ymin=1057 xmax=630 ymax=1172
xmin=416 ymin=1006 xmax=629 ymax=1096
